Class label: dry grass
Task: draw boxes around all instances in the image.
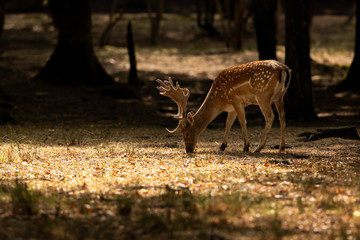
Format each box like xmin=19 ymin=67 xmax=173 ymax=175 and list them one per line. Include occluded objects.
xmin=0 ymin=124 xmax=359 ymax=239
xmin=0 ymin=12 xmax=360 ymax=239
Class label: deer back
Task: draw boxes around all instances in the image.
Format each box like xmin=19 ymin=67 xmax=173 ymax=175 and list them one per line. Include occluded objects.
xmin=212 ymin=60 xmax=290 ymax=105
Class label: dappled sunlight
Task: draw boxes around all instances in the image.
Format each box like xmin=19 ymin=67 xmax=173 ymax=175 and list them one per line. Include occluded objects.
xmin=0 ymin=125 xmax=359 ymax=238
xmin=1 ymin=7 xmax=360 ymax=239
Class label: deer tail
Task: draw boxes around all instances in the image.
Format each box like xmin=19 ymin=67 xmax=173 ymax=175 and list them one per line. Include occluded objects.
xmin=280 ymin=69 xmax=292 ymax=92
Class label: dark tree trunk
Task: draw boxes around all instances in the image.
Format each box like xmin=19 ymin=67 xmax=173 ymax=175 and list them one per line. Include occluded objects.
xmin=233 ymin=0 xmax=246 ymax=50
xmin=127 ymin=21 xmax=139 ymax=85
xmin=36 ymin=0 xmax=113 ymax=85
xmin=99 ymin=0 xmax=125 ymax=47
xmin=195 ymin=0 xmax=218 ymax=36
xmin=0 ymin=88 xmax=15 ymax=124
xmin=0 ymin=0 xmax=5 ymax=40
xmin=215 ymin=0 xmax=246 ymax=50
xmin=252 ymin=0 xmax=277 ymax=60
xmin=284 ymin=0 xmax=316 ymax=120
xmin=146 ymin=0 xmax=164 ymax=46
xmin=337 ymin=0 xmax=360 ymax=91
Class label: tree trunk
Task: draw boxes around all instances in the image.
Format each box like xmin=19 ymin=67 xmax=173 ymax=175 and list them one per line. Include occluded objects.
xmin=345 ymin=2 xmax=356 ymax=24
xmin=195 ymin=0 xmax=218 ymax=36
xmin=284 ymin=0 xmax=316 ymax=121
xmin=0 ymin=88 xmax=15 ymax=124
xmin=0 ymin=0 xmax=5 ymax=40
xmin=337 ymin=0 xmax=360 ymax=91
xmin=233 ymin=0 xmax=246 ymax=50
xmin=127 ymin=21 xmax=139 ymax=85
xmin=252 ymin=0 xmax=277 ymax=60
xmin=100 ymin=0 xmax=119 ymax=46
xmin=146 ymin=0 xmax=164 ymax=46
xmin=99 ymin=0 xmax=126 ymax=47
xmin=36 ymin=0 xmax=113 ymax=85
xmin=216 ymin=0 xmax=246 ymax=50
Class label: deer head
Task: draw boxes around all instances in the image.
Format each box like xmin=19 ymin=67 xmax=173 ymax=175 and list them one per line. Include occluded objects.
xmin=156 ymin=78 xmax=198 ymax=153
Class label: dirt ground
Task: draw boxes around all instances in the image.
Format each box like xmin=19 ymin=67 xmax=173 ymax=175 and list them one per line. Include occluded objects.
xmin=0 ymin=12 xmax=360 ymax=239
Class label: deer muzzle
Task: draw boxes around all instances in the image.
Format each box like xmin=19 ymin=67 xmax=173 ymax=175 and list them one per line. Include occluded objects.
xmin=185 ymin=142 xmax=196 ymax=153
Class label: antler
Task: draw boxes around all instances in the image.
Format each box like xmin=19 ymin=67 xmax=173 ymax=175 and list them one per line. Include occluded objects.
xmin=156 ymin=77 xmax=190 ymax=120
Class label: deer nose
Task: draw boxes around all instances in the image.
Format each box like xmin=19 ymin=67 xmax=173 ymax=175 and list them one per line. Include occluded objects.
xmin=186 ymin=147 xmax=194 ymax=154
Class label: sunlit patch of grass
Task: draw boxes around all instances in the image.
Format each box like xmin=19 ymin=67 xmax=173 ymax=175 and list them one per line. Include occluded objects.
xmin=0 ymin=124 xmax=359 ymax=239
xmin=311 ymin=47 xmax=354 ymax=68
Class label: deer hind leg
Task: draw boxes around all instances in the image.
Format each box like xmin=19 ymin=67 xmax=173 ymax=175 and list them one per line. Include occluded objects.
xmin=233 ymin=104 xmax=250 ymax=152
xmin=274 ymin=98 xmax=286 ymax=152
xmin=220 ymin=111 xmax=237 ymax=151
xmin=255 ymin=99 xmax=275 ymax=153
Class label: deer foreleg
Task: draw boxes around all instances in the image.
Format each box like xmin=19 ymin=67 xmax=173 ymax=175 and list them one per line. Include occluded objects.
xmin=233 ymin=104 xmax=250 ymax=152
xmin=220 ymin=111 xmax=237 ymax=151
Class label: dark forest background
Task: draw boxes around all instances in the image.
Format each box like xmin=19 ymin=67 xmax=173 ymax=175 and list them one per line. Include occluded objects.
xmin=0 ymin=0 xmax=359 ymax=127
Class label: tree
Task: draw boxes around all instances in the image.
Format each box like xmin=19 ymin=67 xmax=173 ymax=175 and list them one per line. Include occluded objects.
xmin=284 ymin=0 xmax=316 ymax=120
xmin=127 ymin=21 xmax=139 ymax=85
xmin=195 ymin=0 xmax=218 ymax=36
xmin=0 ymin=88 xmax=14 ymax=124
xmin=337 ymin=0 xmax=360 ymax=91
xmin=99 ymin=0 xmax=126 ymax=47
xmin=216 ymin=0 xmax=247 ymax=50
xmin=36 ymin=0 xmax=113 ymax=85
xmin=0 ymin=0 xmax=4 ymax=40
xmin=146 ymin=0 xmax=164 ymax=46
xmin=252 ymin=0 xmax=277 ymax=60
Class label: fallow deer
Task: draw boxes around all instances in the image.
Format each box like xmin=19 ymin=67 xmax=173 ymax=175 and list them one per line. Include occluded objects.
xmin=156 ymin=60 xmax=292 ymax=153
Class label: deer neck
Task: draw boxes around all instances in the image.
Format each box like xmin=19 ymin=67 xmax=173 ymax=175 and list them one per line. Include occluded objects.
xmin=192 ymin=86 xmax=222 ymax=134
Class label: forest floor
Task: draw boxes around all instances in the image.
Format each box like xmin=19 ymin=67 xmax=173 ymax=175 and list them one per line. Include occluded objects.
xmin=0 ymin=13 xmax=359 ymax=239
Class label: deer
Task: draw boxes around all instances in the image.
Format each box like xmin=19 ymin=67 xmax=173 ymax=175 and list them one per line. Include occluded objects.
xmin=156 ymin=60 xmax=292 ymax=154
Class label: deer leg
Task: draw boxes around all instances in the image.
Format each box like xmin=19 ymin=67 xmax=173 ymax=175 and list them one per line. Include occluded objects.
xmin=220 ymin=111 xmax=237 ymax=151
xmin=274 ymin=98 xmax=286 ymax=152
xmin=233 ymin=104 xmax=250 ymax=152
xmin=255 ymin=100 xmax=275 ymax=153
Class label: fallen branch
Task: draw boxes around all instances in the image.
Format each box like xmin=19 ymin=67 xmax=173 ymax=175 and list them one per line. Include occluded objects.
xmin=298 ymin=126 xmax=360 ymax=141
xmin=40 ymin=176 xmax=65 ymax=182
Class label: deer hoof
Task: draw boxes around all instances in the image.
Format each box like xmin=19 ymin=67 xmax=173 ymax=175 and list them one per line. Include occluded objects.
xmin=220 ymin=143 xmax=227 ymax=151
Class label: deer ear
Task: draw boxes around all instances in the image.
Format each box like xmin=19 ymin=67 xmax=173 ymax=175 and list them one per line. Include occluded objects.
xmin=187 ymin=112 xmax=194 ymax=125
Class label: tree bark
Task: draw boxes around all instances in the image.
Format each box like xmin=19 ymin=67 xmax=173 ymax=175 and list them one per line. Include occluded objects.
xmin=216 ymin=0 xmax=246 ymax=50
xmin=284 ymin=0 xmax=316 ymax=120
xmin=233 ymin=0 xmax=246 ymax=50
xmin=36 ymin=0 xmax=113 ymax=85
xmin=0 ymin=0 xmax=5 ymax=40
xmin=252 ymin=0 xmax=277 ymax=60
xmin=195 ymin=0 xmax=218 ymax=36
xmin=146 ymin=0 xmax=164 ymax=46
xmin=100 ymin=0 xmax=121 ymax=47
xmin=337 ymin=0 xmax=360 ymax=91
xmin=127 ymin=21 xmax=139 ymax=85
